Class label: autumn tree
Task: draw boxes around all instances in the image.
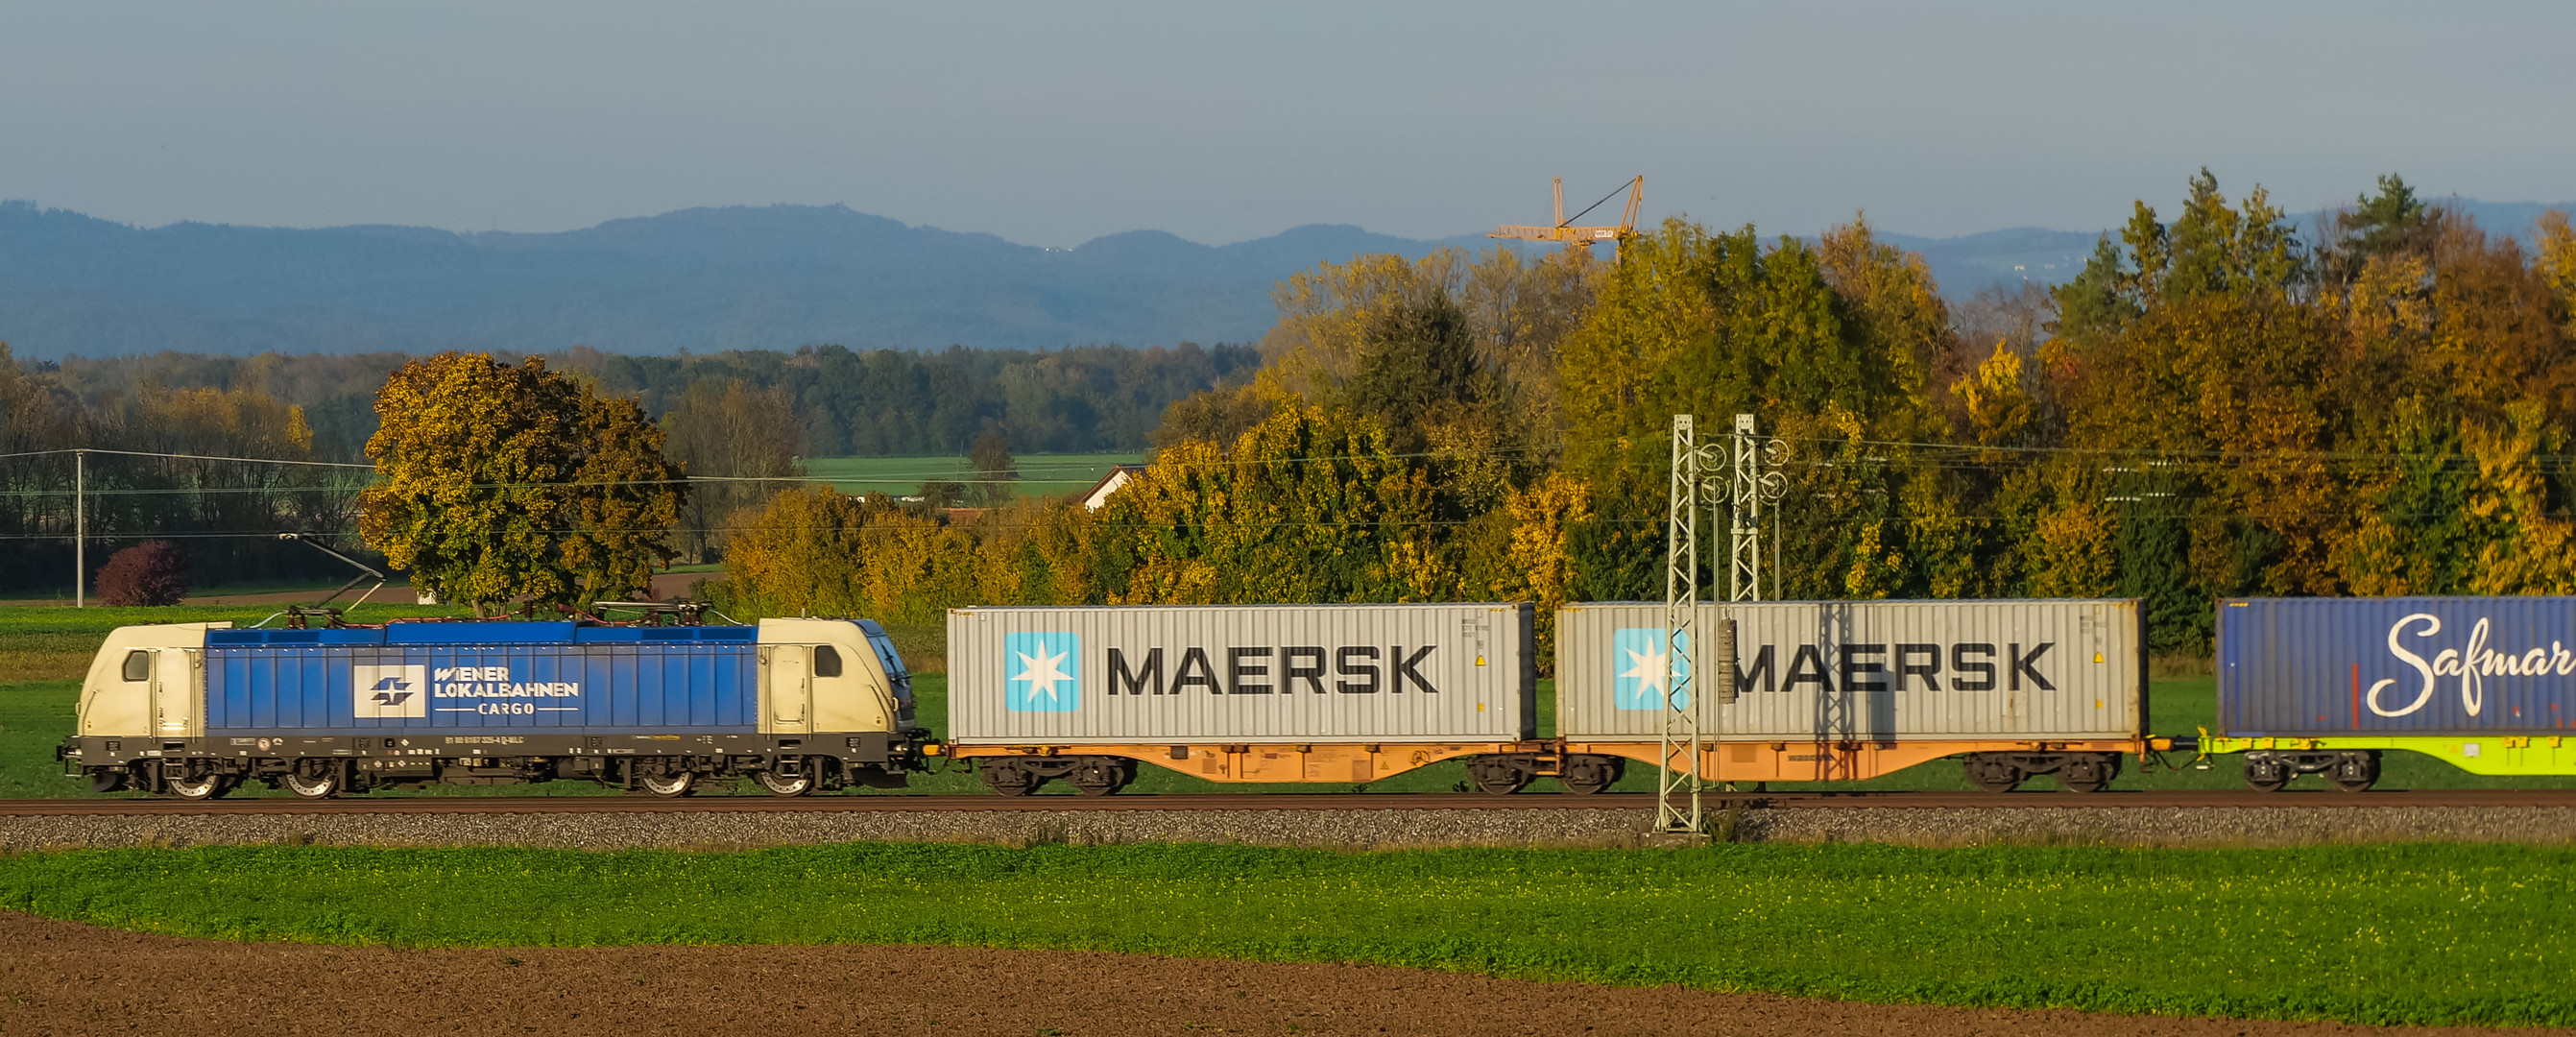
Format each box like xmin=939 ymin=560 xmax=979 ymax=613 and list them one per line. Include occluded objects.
xmin=359 ymin=352 xmax=685 ymax=614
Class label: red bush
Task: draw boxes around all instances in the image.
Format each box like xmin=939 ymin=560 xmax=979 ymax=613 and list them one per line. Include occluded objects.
xmin=95 ymin=541 xmax=191 ymax=607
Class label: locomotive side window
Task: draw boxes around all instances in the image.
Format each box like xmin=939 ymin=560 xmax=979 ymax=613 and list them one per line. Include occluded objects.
xmin=813 ymin=644 xmax=843 ymax=678
xmin=121 ymin=650 xmax=151 ymax=682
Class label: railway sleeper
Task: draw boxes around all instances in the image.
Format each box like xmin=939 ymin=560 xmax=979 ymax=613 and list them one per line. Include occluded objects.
xmin=1961 ymin=751 xmax=2124 ymax=793
xmin=2242 ymin=749 xmax=2379 ymax=793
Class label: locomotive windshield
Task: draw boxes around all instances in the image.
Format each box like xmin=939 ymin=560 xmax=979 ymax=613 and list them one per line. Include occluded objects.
xmin=853 ymin=619 xmax=914 ymax=713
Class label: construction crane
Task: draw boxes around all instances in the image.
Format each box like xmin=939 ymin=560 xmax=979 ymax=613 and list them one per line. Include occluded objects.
xmin=1489 ymin=176 xmax=1644 ymax=251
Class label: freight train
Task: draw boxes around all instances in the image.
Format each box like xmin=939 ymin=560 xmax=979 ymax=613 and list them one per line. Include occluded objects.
xmin=56 ymin=597 xmax=2576 ymax=798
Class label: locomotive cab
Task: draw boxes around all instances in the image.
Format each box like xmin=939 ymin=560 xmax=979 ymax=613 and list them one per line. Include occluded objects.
xmin=75 ymin=622 xmax=230 ymax=739
xmin=753 ymin=617 xmax=917 ymax=735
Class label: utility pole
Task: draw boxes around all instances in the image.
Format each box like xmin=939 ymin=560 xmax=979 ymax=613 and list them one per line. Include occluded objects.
xmin=1659 ymin=416 xmax=1743 ymax=834
xmin=1730 ymin=415 xmax=1762 ymax=602
xmin=1660 ymin=416 xmax=1701 ymax=832
xmin=72 ymin=449 xmax=84 ymax=608
xmin=1728 ymin=415 xmax=1788 ymax=603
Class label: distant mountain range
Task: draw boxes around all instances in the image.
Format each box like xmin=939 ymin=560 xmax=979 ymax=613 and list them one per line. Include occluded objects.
xmin=1 ymin=198 xmax=2565 ymax=360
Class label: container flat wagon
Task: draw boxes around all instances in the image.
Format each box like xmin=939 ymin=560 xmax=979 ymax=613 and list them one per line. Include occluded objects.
xmin=943 ymin=603 xmax=1541 ymax=794
xmin=59 ymin=616 xmax=925 ymax=799
xmin=2205 ymin=596 xmax=2576 ymax=791
xmin=1552 ymin=600 xmax=2163 ymax=792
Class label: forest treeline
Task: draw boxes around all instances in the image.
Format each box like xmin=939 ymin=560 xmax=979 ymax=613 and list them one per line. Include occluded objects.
xmin=713 ymin=173 xmax=2576 ymax=658
xmin=30 ymin=342 xmax=1257 ymax=461
xmin=0 ymin=341 xmax=1254 ymax=593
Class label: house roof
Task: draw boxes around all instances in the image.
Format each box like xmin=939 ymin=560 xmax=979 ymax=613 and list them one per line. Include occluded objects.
xmin=1079 ymin=464 xmax=1147 ymax=511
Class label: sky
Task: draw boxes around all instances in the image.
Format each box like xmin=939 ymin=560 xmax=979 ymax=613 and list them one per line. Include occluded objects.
xmin=2 ymin=1 xmax=2569 ymax=248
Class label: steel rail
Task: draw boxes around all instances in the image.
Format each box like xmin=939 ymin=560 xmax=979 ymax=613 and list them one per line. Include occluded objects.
xmin=3 ymin=788 xmax=2574 ymax=817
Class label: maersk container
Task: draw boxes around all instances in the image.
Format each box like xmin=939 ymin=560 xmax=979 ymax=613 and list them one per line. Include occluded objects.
xmin=947 ymin=604 xmax=1537 ymax=744
xmin=198 ymin=622 xmax=760 ymax=732
xmin=2218 ymin=596 xmax=2576 ymax=736
xmin=1556 ymin=600 xmax=2144 ymax=740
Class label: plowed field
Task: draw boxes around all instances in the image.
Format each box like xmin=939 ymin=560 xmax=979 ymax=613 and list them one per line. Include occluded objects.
xmin=0 ymin=912 xmax=2550 ymax=1037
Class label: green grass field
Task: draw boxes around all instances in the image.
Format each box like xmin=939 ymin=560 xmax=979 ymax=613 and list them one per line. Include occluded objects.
xmin=0 ymin=840 xmax=2566 ymax=1026
xmin=801 ymin=452 xmax=1144 ymax=499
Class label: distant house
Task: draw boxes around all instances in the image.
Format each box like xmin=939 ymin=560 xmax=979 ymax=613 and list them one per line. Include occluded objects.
xmin=1079 ymin=465 xmax=1146 ymax=511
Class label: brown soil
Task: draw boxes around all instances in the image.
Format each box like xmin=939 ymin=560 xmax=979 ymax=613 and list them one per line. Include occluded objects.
xmin=0 ymin=912 xmax=2553 ymax=1037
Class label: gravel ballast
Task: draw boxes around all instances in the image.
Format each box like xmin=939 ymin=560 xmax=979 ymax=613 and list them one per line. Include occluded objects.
xmin=5 ymin=803 xmax=2576 ymax=851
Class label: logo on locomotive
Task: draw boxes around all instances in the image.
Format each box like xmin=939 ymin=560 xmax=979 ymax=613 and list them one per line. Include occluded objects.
xmin=1613 ymin=628 xmax=1690 ymax=711
xmin=350 ymin=663 xmax=428 ymax=719
xmin=1004 ymin=632 xmax=1081 ymax=712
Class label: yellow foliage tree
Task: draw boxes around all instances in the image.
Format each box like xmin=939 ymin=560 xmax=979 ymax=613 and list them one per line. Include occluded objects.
xmin=359 ymin=352 xmax=684 ymax=614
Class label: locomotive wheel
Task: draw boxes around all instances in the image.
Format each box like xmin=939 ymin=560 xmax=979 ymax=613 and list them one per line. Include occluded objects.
xmin=755 ymin=762 xmax=813 ymax=798
xmin=281 ymin=763 xmax=341 ymax=799
xmin=1068 ymin=759 xmax=1127 ymax=797
xmin=2331 ymin=776 xmax=2377 ymax=793
xmin=166 ymin=770 xmax=229 ymax=801
xmin=638 ymin=769 xmax=696 ymax=798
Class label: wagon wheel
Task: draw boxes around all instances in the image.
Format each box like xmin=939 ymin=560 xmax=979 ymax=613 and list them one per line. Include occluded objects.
xmin=1469 ymin=759 xmax=1533 ymax=796
xmin=2243 ymin=763 xmax=2291 ymax=793
xmin=2330 ymin=775 xmax=2377 ymax=793
xmin=2056 ymin=756 xmax=2109 ymax=793
xmin=1068 ymin=759 xmax=1127 ymax=797
xmin=1963 ymin=757 xmax=2022 ymax=793
xmin=1559 ymin=756 xmax=1623 ymax=795
xmin=978 ymin=760 xmax=1040 ymax=797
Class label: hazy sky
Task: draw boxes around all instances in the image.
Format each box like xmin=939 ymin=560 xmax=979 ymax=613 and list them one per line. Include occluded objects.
xmin=3 ymin=1 xmax=2568 ymax=247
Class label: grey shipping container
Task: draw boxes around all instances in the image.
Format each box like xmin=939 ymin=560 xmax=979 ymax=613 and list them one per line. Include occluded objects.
xmin=947 ymin=604 xmax=1536 ymax=744
xmin=2219 ymin=596 xmax=2576 ymax=736
xmin=1556 ymin=600 xmax=2144 ymax=740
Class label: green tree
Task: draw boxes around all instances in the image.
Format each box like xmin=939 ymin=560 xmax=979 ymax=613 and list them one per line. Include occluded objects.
xmin=1094 ymin=403 xmax=1448 ymax=605
xmin=359 ymin=352 xmax=685 ymax=614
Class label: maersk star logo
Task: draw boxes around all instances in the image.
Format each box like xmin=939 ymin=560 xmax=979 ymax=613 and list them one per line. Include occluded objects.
xmin=1613 ymin=628 xmax=1690 ymax=711
xmin=1003 ymin=632 xmax=1080 ymax=712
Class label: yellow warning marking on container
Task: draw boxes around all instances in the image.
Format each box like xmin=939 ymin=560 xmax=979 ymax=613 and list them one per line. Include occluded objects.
xmin=2094 ymin=652 xmax=2104 ymax=663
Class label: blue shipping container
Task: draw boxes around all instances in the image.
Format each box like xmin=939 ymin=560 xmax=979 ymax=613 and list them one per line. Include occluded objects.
xmin=201 ymin=623 xmax=759 ymax=734
xmin=2218 ymin=597 xmax=2576 ymax=736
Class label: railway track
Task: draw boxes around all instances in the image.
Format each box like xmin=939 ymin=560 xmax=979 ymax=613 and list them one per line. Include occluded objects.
xmin=5 ymin=788 xmax=2574 ymax=816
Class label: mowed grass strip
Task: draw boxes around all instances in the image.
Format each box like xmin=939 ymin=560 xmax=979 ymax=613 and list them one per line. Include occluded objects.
xmin=0 ymin=841 xmax=2567 ymax=1027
